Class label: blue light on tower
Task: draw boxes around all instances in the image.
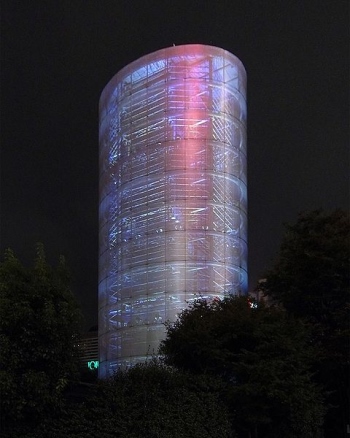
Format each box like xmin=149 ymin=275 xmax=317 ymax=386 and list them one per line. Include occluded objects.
xmin=99 ymin=45 xmax=247 ymax=377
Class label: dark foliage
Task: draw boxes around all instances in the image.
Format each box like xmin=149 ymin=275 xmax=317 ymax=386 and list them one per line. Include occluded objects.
xmin=261 ymin=210 xmax=350 ymax=437
xmin=23 ymin=361 xmax=235 ymax=438
xmin=0 ymin=245 xmax=82 ymax=435
xmin=160 ymin=296 xmax=324 ymax=437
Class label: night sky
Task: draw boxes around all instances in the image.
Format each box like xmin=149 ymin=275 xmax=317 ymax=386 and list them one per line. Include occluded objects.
xmin=1 ymin=1 xmax=348 ymax=329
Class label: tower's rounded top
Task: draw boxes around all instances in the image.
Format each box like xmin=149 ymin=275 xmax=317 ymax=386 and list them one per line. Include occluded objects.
xmin=100 ymin=44 xmax=246 ymax=110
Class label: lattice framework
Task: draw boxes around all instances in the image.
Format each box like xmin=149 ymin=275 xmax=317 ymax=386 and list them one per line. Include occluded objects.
xmin=99 ymin=45 xmax=247 ymax=376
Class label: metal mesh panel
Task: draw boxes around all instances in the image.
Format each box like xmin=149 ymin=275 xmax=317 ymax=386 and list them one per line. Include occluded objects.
xmin=99 ymin=45 xmax=247 ymax=377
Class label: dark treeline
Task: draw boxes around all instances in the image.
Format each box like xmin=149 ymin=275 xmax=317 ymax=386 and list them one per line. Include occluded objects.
xmin=1 ymin=210 xmax=348 ymax=437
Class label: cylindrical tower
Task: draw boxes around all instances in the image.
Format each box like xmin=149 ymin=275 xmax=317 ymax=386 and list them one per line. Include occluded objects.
xmin=99 ymin=45 xmax=247 ymax=377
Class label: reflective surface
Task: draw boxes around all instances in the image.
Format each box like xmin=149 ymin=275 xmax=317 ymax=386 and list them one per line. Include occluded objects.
xmin=99 ymin=45 xmax=247 ymax=377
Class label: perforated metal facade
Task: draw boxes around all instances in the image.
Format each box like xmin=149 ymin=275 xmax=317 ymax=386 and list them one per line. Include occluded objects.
xmin=99 ymin=45 xmax=247 ymax=377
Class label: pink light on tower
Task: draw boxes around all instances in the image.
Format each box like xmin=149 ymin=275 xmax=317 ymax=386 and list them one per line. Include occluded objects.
xmin=99 ymin=45 xmax=247 ymax=377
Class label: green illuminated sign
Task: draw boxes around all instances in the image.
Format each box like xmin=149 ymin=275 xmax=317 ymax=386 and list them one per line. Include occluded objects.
xmin=87 ymin=360 xmax=99 ymax=370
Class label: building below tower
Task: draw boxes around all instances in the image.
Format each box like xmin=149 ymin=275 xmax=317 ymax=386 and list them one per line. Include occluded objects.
xmin=99 ymin=45 xmax=247 ymax=377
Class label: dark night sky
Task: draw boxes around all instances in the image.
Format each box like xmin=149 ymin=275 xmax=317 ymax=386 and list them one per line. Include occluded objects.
xmin=1 ymin=1 xmax=349 ymax=329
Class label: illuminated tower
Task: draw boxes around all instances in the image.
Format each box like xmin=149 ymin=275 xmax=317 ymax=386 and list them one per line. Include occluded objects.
xmin=99 ymin=45 xmax=247 ymax=377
